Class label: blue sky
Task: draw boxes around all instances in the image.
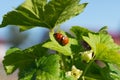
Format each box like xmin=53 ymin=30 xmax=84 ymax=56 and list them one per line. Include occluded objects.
xmin=62 ymin=0 xmax=120 ymax=33
xmin=0 ymin=0 xmax=120 ymax=34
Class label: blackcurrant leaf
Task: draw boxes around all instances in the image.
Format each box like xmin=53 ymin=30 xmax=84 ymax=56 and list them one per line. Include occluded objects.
xmin=0 ymin=0 xmax=87 ymax=30
xmin=83 ymin=33 xmax=120 ymax=67
xmin=36 ymin=54 xmax=60 ymax=80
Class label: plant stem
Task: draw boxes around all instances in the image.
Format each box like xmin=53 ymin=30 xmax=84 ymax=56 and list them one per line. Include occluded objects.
xmin=80 ymin=57 xmax=95 ymax=79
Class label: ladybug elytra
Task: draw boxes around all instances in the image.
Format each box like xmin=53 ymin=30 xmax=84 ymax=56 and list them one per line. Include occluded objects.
xmin=54 ymin=33 xmax=69 ymax=46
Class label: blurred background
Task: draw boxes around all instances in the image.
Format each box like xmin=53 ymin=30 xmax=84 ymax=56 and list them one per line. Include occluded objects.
xmin=0 ymin=0 xmax=120 ymax=80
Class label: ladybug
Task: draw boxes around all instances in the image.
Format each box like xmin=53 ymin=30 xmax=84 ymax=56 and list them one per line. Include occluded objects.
xmin=54 ymin=33 xmax=69 ymax=46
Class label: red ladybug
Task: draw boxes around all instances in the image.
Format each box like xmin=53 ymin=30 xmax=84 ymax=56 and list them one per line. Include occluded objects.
xmin=54 ymin=33 xmax=69 ymax=46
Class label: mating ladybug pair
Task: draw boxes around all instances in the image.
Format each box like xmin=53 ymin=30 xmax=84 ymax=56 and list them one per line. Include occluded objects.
xmin=54 ymin=33 xmax=69 ymax=46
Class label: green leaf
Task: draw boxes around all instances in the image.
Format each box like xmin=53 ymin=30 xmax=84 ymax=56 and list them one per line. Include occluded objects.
xmin=0 ymin=0 xmax=87 ymax=30
xmin=70 ymin=26 xmax=94 ymax=40
xmin=17 ymin=0 xmax=47 ymax=17
xmin=2 ymin=48 xmax=35 ymax=74
xmin=84 ymin=76 xmax=101 ymax=80
xmin=99 ymin=65 xmax=115 ymax=80
xmin=63 ymin=76 xmax=75 ymax=80
xmin=0 ymin=0 xmax=48 ymax=30
xmin=88 ymin=63 xmax=120 ymax=80
xmin=44 ymin=0 xmax=87 ymax=27
xmin=98 ymin=26 xmax=108 ymax=34
xmin=70 ymin=26 xmax=94 ymax=51
xmin=83 ymin=62 xmax=118 ymax=80
xmin=5 ymin=48 xmax=20 ymax=56
xmin=2 ymin=43 xmax=48 ymax=75
xmin=36 ymin=54 xmax=60 ymax=80
xmin=108 ymin=63 xmax=120 ymax=80
xmin=18 ymin=53 xmax=61 ymax=80
xmin=42 ymin=31 xmax=78 ymax=56
xmin=19 ymin=67 xmax=36 ymax=80
xmin=2 ymin=48 xmax=20 ymax=74
xmin=83 ymin=33 xmax=120 ymax=67
xmin=3 ymin=43 xmax=62 ymax=80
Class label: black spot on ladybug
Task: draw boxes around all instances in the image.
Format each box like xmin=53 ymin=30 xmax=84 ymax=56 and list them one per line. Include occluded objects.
xmin=54 ymin=33 xmax=69 ymax=46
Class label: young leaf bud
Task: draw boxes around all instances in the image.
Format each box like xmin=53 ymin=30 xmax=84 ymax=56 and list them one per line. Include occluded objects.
xmin=80 ymin=50 xmax=93 ymax=63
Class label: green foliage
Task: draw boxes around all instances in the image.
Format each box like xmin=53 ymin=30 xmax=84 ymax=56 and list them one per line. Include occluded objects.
xmin=108 ymin=63 xmax=120 ymax=79
xmin=70 ymin=26 xmax=94 ymax=40
xmin=42 ymin=31 xmax=78 ymax=56
xmin=83 ymin=33 xmax=120 ymax=67
xmin=3 ymin=44 xmax=61 ymax=80
xmin=1 ymin=0 xmax=120 ymax=80
xmin=0 ymin=0 xmax=87 ymax=30
xmin=3 ymin=44 xmax=47 ymax=74
xmin=19 ymin=54 xmax=61 ymax=80
xmin=3 ymin=48 xmax=22 ymax=74
xmin=70 ymin=26 xmax=120 ymax=80
xmin=36 ymin=55 xmax=60 ymax=80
